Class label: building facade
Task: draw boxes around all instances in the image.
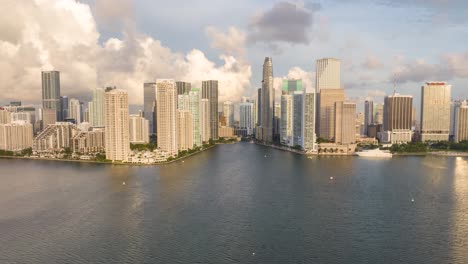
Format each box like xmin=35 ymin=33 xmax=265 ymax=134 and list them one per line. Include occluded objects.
xmin=200 ymin=99 xmax=211 ymax=143
xmin=68 ymin=98 xmax=81 ymax=124
xmin=41 ymin=71 xmax=61 ymax=126
xmin=454 ymin=101 xmax=468 ymax=143
xmin=260 ymin=57 xmax=274 ymax=143
xmin=364 ymin=100 xmax=374 ymax=136
xmin=315 ymin=58 xmax=341 ymax=93
xmin=104 ymin=89 xmax=130 ymax=161
xmin=72 ymin=128 xmax=105 ymax=154
xmin=223 ymin=101 xmax=234 ymax=127
xmin=33 ymin=122 xmax=80 ymax=152
xmin=89 ymin=88 xmax=105 ymax=127
xmin=129 ymin=114 xmax=149 ymax=144
xmin=382 ymin=94 xmax=413 ymax=144
xmin=176 ymin=81 xmax=192 ymax=95
xmin=335 ymin=102 xmax=356 ymax=144
xmin=420 ymin=82 xmax=451 ymax=142
xmin=157 ymin=79 xmax=178 ymax=156
xmin=317 ymin=89 xmax=345 ymax=141
xmin=304 ymin=93 xmax=317 ymax=151
xmin=143 ymin=82 xmax=157 ymax=135
xmin=0 ymin=121 xmax=33 ymax=151
xmin=239 ymin=102 xmax=254 ymax=135
xmin=177 ymin=110 xmax=193 ymax=151
xmin=202 ymin=80 xmax=218 ymax=140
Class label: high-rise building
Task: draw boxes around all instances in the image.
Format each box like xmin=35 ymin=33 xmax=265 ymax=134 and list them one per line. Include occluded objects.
xmin=280 ymin=94 xmax=293 ymax=145
xmin=223 ymin=101 xmax=234 ymax=127
xmin=33 ymin=122 xmax=81 ymax=152
xmin=72 ymin=128 xmax=105 ymax=154
xmin=200 ymin=99 xmax=211 ymax=142
xmin=104 ymin=89 xmax=130 ymax=161
xmin=317 ymin=89 xmax=345 ymax=141
xmin=292 ymin=91 xmax=304 ymax=147
xmin=176 ymin=81 xmax=192 ymax=95
xmin=335 ymin=102 xmax=356 ymax=144
xmin=420 ymin=82 xmax=451 ymax=142
xmin=202 ymin=80 xmax=218 ymax=140
xmin=179 ymin=89 xmax=202 ymax=146
xmin=451 ymin=100 xmax=463 ymax=137
xmin=60 ymin=96 xmax=68 ymax=121
xmin=454 ymin=101 xmax=468 ymax=143
xmin=315 ymin=58 xmax=341 ymax=93
xmin=364 ymin=100 xmax=374 ymax=136
xmin=382 ymin=94 xmax=413 ymax=143
xmin=257 ymin=88 xmax=262 ymax=127
xmin=157 ymin=79 xmax=178 ymax=156
xmin=68 ymin=98 xmax=81 ymax=124
xmin=374 ymin=103 xmax=384 ymax=124
xmin=177 ymin=110 xmax=193 ymax=151
xmin=143 ymin=82 xmax=157 ymax=135
xmin=41 ymin=71 xmax=61 ymax=126
xmin=0 ymin=109 xmax=11 ymax=124
xmin=239 ymin=101 xmax=254 ymax=135
xmin=89 ymin=88 xmax=105 ymax=127
xmin=260 ymin=57 xmax=274 ymax=143
xmin=0 ymin=121 xmax=33 ymax=151
xmin=282 ymin=79 xmax=302 ymax=93
xmin=303 ymin=93 xmax=317 ymax=151
xmin=129 ymin=113 xmax=149 ymax=144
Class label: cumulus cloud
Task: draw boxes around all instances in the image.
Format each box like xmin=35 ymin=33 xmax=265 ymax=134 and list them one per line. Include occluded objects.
xmin=392 ymin=52 xmax=468 ymax=83
xmin=205 ymin=26 xmax=246 ymax=57
xmin=247 ymin=1 xmax=321 ymax=46
xmin=0 ymin=0 xmax=251 ymax=105
xmin=273 ymin=66 xmax=315 ymax=101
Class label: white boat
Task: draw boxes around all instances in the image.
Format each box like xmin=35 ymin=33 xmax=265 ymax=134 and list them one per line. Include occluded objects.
xmin=355 ymin=149 xmax=392 ymax=158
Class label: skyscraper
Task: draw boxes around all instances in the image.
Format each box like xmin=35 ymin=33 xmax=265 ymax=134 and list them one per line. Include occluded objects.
xmin=364 ymin=100 xmax=374 ymax=136
xmin=143 ymin=82 xmax=157 ymax=135
xmin=239 ymin=101 xmax=254 ymax=135
xmin=280 ymin=94 xmax=293 ymax=146
xmin=68 ymin=98 xmax=81 ymax=124
xmin=335 ymin=102 xmax=356 ymax=144
xmin=60 ymin=96 xmax=68 ymax=121
xmin=317 ymin=89 xmax=345 ymax=141
xmin=261 ymin=57 xmax=274 ymax=143
xmin=177 ymin=110 xmax=193 ymax=151
xmin=41 ymin=71 xmax=61 ymax=127
xmin=157 ymin=79 xmax=178 ymax=156
xmin=104 ymin=89 xmax=130 ymax=161
xmin=257 ymin=88 xmax=262 ymax=126
xmin=374 ymin=103 xmax=384 ymax=124
xmin=176 ymin=81 xmax=192 ymax=95
xmin=179 ymin=89 xmax=202 ymax=147
xmin=382 ymin=94 xmax=413 ymax=143
xmin=223 ymin=101 xmax=234 ymax=127
xmin=129 ymin=113 xmax=149 ymax=144
xmin=89 ymin=88 xmax=105 ymax=127
xmin=292 ymin=91 xmax=304 ymax=147
xmin=202 ymin=80 xmax=218 ymax=140
xmin=315 ymin=58 xmax=341 ymax=93
xmin=454 ymin=100 xmax=468 ymax=143
xmin=420 ymin=82 xmax=451 ymax=142
xmin=200 ymin=99 xmax=211 ymax=142
xmin=303 ymin=93 xmax=317 ymax=151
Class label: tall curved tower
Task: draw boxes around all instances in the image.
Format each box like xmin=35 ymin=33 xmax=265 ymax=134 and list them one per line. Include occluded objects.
xmin=261 ymin=57 xmax=274 ymax=143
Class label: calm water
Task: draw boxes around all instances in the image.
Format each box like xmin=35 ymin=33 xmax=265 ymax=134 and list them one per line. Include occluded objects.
xmin=1 ymin=143 xmax=468 ymax=263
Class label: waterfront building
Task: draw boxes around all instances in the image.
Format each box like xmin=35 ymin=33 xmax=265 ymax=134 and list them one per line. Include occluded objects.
xmin=157 ymin=79 xmax=178 ymax=156
xmin=303 ymin=92 xmax=317 ymax=151
xmin=292 ymin=91 xmax=304 ymax=147
xmin=260 ymin=57 xmax=274 ymax=143
xmin=317 ymin=89 xmax=345 ymax=141
xmin=219 ymin=126 xmax=235 ymax=138
xmin=335 ymin=102 xmax=357 ymax=144
xmin=315 ymin=58 xmax=341 ymax=93
xmin=176 ymin=81 xmax=192 ymax=95
xmin=239 ymin=101 xmax=254 ymax=135
xmin=68 ymin=98 xmax=81 ymax=124
xmin=280 ymin=94 xmax=293 ymax=145
xmin=420 ymin=82 xmax=451 ymax=142
xmin=223 ymin=101 xmax=234 ymax=127
xmin=257 ymin=88 xmax=262 ymax=126
xmin=454 ymin=100 xmax=468 ymax=143
xmin=143 ymin=82 xmax=157 ymax=135
xmin=202 ymin=80 xmax=219 ymax=140
xmin=41 ymin=71 xmax=61 ymax=127
xmin=364 ymin=100 xmax=373 ymax=136
xmin=200 ymin=99 xmax=211 ymax=143
xmin=381 ymin=94 xmax=413 ymax=144
xmin=104 ymin=89 xmax=130 ymax=161
xmin=89 ymin=88 xmax=105 ymax=127
xmin=0 ymin=121 xmax=33 ymax=151
xmin=178 ymin=89 xmax=202 ymax=146
xmin=177 ymin=110 xmax=193 ymax=151
xmin=129 ymin=113 xmax=149 ymax=144
xmin=72 ymin=128 xmax=105 ymax=154
xmin=33 ymin=122 xmax=80 ymax=152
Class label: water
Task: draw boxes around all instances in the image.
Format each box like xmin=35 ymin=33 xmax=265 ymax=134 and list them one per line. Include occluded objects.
xmin=1 ymin=143 xmax=467 ymax=263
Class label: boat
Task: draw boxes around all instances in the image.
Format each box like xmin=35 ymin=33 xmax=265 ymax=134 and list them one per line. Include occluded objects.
xmin=355 ymin=149 xmax=392 ymax=158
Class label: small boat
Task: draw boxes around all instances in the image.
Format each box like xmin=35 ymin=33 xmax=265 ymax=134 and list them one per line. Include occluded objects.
xmin=355 ymin=149 xmax=392 ymax=158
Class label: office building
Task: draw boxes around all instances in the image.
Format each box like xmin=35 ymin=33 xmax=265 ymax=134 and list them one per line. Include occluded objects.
xmin=260 ymin=57 xmax=274 ymax=142
xmin=177 ymin=110 xmax=193 ymax=151
xmin=176 ymin=81 xmax=192 ymax=95
xmin=41 ymin=71 xmax=61 ymax=126
xmin=202 ymin=80 xmax=218 ymax=140
xmin=200 ymin=99 xmax=211 ymax=142
xmin=317 ymin=89 xmax=345 ymax=141
xmin=454 ymin=101 xmax=468 ymax=142
xmin=33 ymin=122 xmax=80 ymax=152
xmin=303 ymin=93 xmax=317 ymax=151
xmin=0 ymin=121 xmax=33 ymax=151
xmin=316 ymin=58 xmax=341 ymax=93
xmin=129 ymin=113 xmax=149 ymax=144
xmin=239 ymin=101 xmax=254 ymax=135
xmin=179 ymin=89 xmax=202 ymax=146
xmin=223 ymin=101 xmax=234 ymax=127
xmin=364 ymin=100 xmax=373 ymax=136
xmin=335 ymin=102 xmax=356 ymax=144
xmin=374 ymin=103 xmax=384 ymax=124
xmin=68 ymin=98 xmax=81 ymax=124
xmin=420 ymin=82 xmax=451 ymax=142
xmin=104 ymin=89 xmax=130 ymax=161
xmin=381 ymin=94 xmax=413 ymax=143
xmin=60 ymin=96 xmax=68 ymax=121
xmin=157 ymin=79 xmax=178 ymax=156
xmin=89 ymin=88 xmax=105 ymax=127
xmin=143 ymin=82 xmax=157 ymax=135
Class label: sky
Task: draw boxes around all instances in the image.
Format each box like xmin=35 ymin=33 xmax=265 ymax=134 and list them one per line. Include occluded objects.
xmin=1 ymin=0 xmax=468 ymax=112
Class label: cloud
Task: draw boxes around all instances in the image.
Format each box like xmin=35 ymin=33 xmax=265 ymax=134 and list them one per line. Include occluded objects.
xmin=273 ymin=66 xmax=315 ymax=101
xmin=362 ymin=55 xmax=383 ymax=69
xmin=0 ymin=0 xmax=251 ymax=105
xmin=392 ymin=51 xmax=468 ymax=83
xmin=247 ymin=1 xmax=321 ymax=46
xmin=205 ymin=26 xmax=246 ymax=57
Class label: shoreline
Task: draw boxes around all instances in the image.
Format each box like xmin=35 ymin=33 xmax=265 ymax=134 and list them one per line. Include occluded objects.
xmin=0 ymin=144 xmax=217 ymax=166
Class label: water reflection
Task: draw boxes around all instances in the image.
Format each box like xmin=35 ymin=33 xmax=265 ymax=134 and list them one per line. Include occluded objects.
xmin=451 ymin=157 xmax=468 ymax=261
